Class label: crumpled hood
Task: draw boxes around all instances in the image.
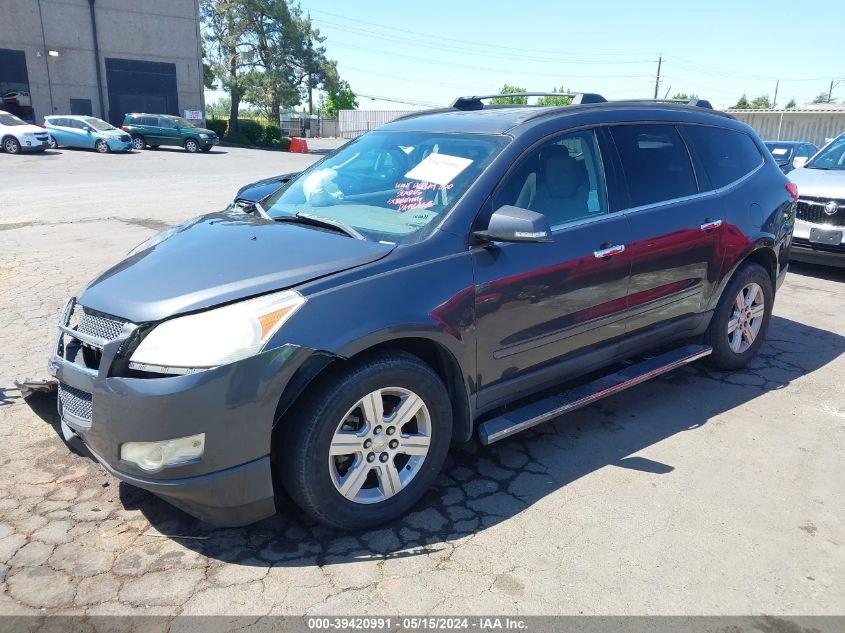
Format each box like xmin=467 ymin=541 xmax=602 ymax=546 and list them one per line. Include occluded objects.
xmin=79 ymin=211 xmax=394 ymax=323
xmin=235 ymin=172 xmax=299 ymax=203
xmin=788 ymin=167 xmax=845 ymax=199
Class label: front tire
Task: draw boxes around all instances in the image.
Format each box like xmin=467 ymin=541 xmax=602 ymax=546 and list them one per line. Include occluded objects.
xmin=3 ymin=136 xmax=21 ymax=154
xmin=95 ymin=140 xmax=110 ymax=153
xmin=184 ymin=138 xmax=199 ymax=153
xmin=132 ymin=135 xmax=146 ymax=150
xmin=704 ymin=262 xmax=773 ymax=370
xmin=279 ymin=352 xmax=452 ymax=530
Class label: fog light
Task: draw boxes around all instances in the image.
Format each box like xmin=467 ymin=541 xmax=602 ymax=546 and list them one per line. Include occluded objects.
xmin=120 ymin=433 xmax=205 ymax=472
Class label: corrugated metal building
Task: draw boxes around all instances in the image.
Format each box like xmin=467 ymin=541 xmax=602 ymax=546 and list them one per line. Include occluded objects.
xmin=727 ymin=108 xmax=845 ymax=146
xmin=339 ymin=109 xmax=415 ymax=138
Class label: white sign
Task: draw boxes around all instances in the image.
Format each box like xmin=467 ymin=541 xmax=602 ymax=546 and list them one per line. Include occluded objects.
xmin=405 ymin=153 xmax=474 ymax=186
xmin=183 ymin=109 xmax=203 ymax=121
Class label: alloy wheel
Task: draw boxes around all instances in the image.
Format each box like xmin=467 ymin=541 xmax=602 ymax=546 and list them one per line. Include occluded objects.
xmin=727 ymin=282 xmax=765 ymax=353
xmin=96 ymin=140 xmax=109 ymax=153
xmin=132 ymin=136 xmax=145 ymax=150
xmin=4 ymin=138 xmax=20 ymax=154
xmin=48 ymin=137 xmax=57 ymax=149
xmin=185 ymin=139 xmax=199 ymax=153
xmin=328 ymin=387 xmax=431 ymax=504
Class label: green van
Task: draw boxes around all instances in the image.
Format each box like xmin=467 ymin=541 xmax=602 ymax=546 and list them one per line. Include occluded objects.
xmin=121 ymin=113 xmax=219 ymax=153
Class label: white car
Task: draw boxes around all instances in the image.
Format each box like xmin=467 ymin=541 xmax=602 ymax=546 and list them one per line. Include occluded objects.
xmin=0 ymin=109 xmax=50 ymax=154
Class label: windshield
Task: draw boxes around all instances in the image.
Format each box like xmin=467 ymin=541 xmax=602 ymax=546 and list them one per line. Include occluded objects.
xmin=0 ymin=112 xmax=26 ymax=127
xmin=83 ymin=117 xmax=116 ymax=131
xmin=765 ymin=143 xmax=795 ymax=162
xmin=806 ymin=136 xmax=845 ymax=170
xmin=173 ymin=117 xmax=197 ymax=128
xmin=263 ymin=131 xmax=509 ymax=244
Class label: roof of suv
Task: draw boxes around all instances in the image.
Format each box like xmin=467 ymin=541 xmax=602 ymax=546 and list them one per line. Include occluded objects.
xmin=383 ymin=98 xmax=735 ymax=135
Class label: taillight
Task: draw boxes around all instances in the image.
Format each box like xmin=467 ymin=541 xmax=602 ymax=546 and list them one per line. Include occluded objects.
xmin=120 ymin=125 xmax=127 ymax=130
xmin=41 ymin=124 xmax=46 ymax=128
xmin=785 ymin=182 xmax=799 ymax=202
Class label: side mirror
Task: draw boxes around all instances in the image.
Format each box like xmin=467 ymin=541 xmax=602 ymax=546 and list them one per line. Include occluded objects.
xmin=474 ymin=205 xmax=553 ymax=244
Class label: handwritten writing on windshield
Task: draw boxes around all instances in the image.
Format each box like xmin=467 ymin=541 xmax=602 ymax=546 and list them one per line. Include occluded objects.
xmin=388 ymin=181 xmax=453 ymax=212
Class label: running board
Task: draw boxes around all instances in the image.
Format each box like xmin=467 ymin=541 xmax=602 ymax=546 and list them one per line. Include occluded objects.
xmin=478 ymin=344 xmax=712 ymax=445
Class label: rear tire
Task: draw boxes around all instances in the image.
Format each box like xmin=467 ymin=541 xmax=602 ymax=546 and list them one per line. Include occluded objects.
xmin=132 ymin=135 xmax=146 ymax=150
xmin=3 ymin=136 xmax=21 ymax=154
xmin=279 ymin=351 xmax=452 ymax=530
xmin=703 ymin=262 xmax=773 ymax=370
xmin=48 ymin=136 xmax=58 ymax=150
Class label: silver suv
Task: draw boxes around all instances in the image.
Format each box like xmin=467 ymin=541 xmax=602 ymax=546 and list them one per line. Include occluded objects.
xmin=788 ymin=133 xmax=845 ymax=266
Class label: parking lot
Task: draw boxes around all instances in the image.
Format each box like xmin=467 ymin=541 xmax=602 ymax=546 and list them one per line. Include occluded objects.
xmin=0 ymin=145 xmax=843 ymax=616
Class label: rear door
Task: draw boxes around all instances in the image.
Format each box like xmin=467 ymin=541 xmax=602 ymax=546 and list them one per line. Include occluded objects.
xmin=48 ymin=118 xmax=74 ymax=146
xmin=608 ymin=123 xmax=724 ymax=335
xmin=473 ymin=128 xmax=632 ymax=408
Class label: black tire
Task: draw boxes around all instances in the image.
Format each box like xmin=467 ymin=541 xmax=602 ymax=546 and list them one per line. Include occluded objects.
xmin=149 ymin=144 xmax=160 ymax=149
xmin=184 ymin=138 xmax=200 ymax=153
xmin=95 ymin=140 xmax=110 ymax=153
xmin=3 ymin=136 xmax=21 ymax=154
xmin=48 ymin=136 xmax=58 ymax=150
xmin=200 ymin=146 xmax=212 ymax=152
xmin=132 ymin=135 xmax=146 ymax=150
xmin=703 ymin=262 xmax=773 ymax=371
xmin=279 ymin=351 xmax=452 ymax=530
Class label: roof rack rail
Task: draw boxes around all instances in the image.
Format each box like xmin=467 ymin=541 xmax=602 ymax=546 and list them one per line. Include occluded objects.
xmin=451 ymin=92 xmax=607 ymax=111
xmin=621 ymin=98 xmax=713 ymax=109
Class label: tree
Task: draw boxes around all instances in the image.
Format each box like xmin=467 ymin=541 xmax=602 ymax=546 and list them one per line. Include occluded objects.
xmin=536 ymin=86 xmax=572 ymax=106
xmin=671 ymin=92 xmax=699 ymax=101
xmin=206 ymin=95 xmax=231 ymax=118
xmin=732 ymin=94 xmax=750 ymax=109
xmin=749 ymin=94 xmax=772 ymax=109
xmin=785 ymin=98 xmax=796 ymax=109
xmin=491 ymin=84 xmax=528 ymax=105
xmin=201 ymin=0 xmax=253 ymax=134
xmin=320 ymin=80 xmax=358 ymax=118
xmin=201 ymin=45 xmax=216 ymax=90
xmin=812 ymin=91 xmax=837 ymax=104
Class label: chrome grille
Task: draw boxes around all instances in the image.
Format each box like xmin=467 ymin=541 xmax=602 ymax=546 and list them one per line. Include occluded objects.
xmin=69 ymin=305 xmax=129 ymax=345
xmin=58 ymin=383 xmax=93 ymax=422
xmin=796 ymin=197 xmax=845 ymax=227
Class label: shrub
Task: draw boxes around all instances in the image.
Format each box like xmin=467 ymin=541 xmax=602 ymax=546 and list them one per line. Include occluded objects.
xmin=263 ymin=124 xmax=281 ymax=146
xmin=224 ymin=131 xmax=250 ymax=145
xmin=279 ymin=136 xmax=292 ymax=151
xmin=206 ymin=119 xmax=227 ymax=138
xmin=237 ymin=119 xmax=264 ymax=145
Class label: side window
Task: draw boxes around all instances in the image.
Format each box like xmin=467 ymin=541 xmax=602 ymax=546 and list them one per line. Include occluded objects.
xmin=141 ymin=117 xmax=156 ymax=126
xmin=70 ymin=119 xmax=86 ymax=130
xmin=796 ymin=144 xmax=814 ymax=159
xmin=492 ymin=129 xmax=608 ymax=227
xmin=682 ymin=125 xmax=762 ymax=190
xmin=159 ymin=117 xmax=176 ymax=128
xmin=609 ymin=124 xmax=697 ymax=207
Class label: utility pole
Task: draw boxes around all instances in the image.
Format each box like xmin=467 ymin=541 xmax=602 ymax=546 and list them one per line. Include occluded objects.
xmin=829 ymin=80 xmax=834 ymax=103
xmin=653 ymin=56 xmax=662 ymax=99
xmin=773 ymin=80 xmax=779 ymax=109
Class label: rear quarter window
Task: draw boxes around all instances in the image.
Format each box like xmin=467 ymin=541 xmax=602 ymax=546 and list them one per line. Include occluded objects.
xmin=682 ymin=125 xmax=763 ymax=189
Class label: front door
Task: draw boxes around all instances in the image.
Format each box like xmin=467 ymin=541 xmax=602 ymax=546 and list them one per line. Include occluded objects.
xmin=473 ymin=128 xmax=631 ymax=409
xmin=156 ymin=117 xmax=181 ymax=146
xmin=606 ymin=123 xmax=724 ymax=334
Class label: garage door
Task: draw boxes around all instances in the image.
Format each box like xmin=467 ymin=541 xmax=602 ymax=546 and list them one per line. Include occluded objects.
xmin=105 ymin=58 xmax=178 ymax=126
xmin=0 ymin=48 xmax=34 ymax=122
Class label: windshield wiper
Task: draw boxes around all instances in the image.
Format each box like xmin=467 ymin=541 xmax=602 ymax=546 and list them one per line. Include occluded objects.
xmin=273 ymin=212 xmax=366 ymax=240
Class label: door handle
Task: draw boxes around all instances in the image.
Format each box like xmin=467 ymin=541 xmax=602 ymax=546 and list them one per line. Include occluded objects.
xmin=700 ymin=219 xmax=723 ymax=231
xmin=594 ymin=244 xmax=625 ymax=259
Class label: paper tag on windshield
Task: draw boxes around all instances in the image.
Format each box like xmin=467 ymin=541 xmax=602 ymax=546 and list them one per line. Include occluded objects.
xmin=771 ymin=148 xmax=789 ymax=156
xmin=405 ymin=153 xmax=473 ymax=186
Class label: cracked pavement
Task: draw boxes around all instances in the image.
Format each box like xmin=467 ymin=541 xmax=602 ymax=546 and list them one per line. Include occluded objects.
xmin=0 ymin=147 xmax=844 ymax=616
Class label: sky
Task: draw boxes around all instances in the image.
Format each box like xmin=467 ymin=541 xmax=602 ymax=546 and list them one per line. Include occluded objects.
xmin=205 ymin=0 xmax=845 ymax=112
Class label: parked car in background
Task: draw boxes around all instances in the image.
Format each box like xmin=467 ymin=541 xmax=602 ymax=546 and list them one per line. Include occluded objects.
xmin=764 ymin=140 xmax=819 ymax=173
xmin=0 ymin=109 xmax=49 ymax=153
xmin=44 ymin=115 xmax=134 ymax=153
xmin=121 ymin=114 xmax=219 ymax=153
xmin=787 ymin=133 xmax=845 ymax=267
xmin=232 ymin=172 xmax=301 ymax=213
xmin=51 ymin=94 xmax=795 ymax=530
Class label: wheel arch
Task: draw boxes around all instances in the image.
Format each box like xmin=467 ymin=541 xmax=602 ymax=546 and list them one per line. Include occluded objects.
xmin=710 ymin=240 xmax=778 ymax=310
xmin=271 ymin=336 xmax=473 ymax=451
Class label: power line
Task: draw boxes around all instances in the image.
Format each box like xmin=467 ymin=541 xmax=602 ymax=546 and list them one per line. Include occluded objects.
xmin=306 ymin=7 xmax=656 ymax=59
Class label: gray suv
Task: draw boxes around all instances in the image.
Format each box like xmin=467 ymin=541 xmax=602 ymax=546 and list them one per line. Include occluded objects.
xmin=788 ymin=133 xmax=845 ymax=266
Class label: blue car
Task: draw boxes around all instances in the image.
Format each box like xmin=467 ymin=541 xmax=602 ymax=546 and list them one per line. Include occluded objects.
xmin=43 ymin=115 xmax=134 ymax=153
